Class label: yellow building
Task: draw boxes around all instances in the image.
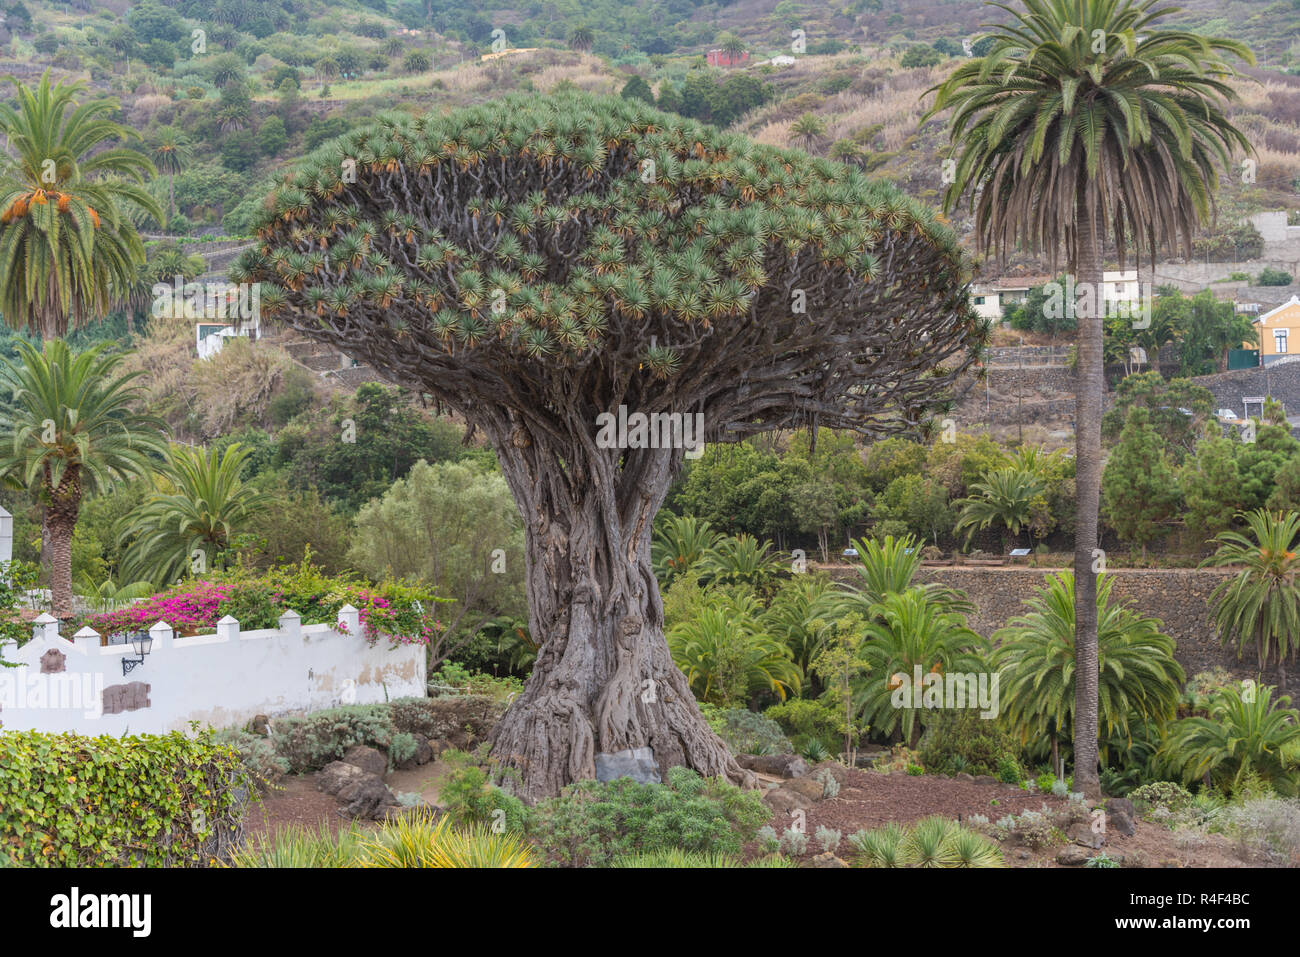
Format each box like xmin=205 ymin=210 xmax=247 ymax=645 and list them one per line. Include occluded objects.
xmin=1250 ymin=295 xmax=1300 ymax=366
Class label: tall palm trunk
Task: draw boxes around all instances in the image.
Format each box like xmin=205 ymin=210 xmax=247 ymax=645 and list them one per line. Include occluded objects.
xmin=44 ymin=465 xmax=81 ymax=620
xmin=1072 ymin=187 xmax=1103 ymax=799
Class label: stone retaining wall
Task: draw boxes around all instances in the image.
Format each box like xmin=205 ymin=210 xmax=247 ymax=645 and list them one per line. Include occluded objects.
xmin=825 ymin=565 xmax=1282 ymax=687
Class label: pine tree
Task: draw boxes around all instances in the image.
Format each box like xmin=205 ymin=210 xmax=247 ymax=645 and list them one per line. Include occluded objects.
xmin=1102 ymin=406 xmax=1179 ymax=557
xmin=1182 ymin=427 xmax=1246 ymax=541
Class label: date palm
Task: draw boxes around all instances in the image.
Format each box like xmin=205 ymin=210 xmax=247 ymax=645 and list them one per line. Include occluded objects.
xmin=823 ymin=534 xmax=972 ymax=620
xmin=789 ymin=113 xmax=826 ymax=151
xmin=0 ymin=70 xmax=162 ymax=339
xmin=857 ymin=586 xmax=988 ymax=748
xmin=992 ymin=571 xmax=1184 ymax=772
xmin=928 ymin=0 xmax=1252 ymax=797
xmin=1159 ymin=683 xmax=1300 ymax=796
xmin=0 ymin=340 xmax=166 ymax=617
xmin=1205 ymin=508 xmax=1300 ymax=694
xmin=120 ymin=442 xmax=272 ymax=585
xmin=953 ymin=466 xmax=1044 ymax=550
xmin=651 ymin=513 xmax=721 ymax=585
xmin=149 ymin=126 xmax=193 ymax=225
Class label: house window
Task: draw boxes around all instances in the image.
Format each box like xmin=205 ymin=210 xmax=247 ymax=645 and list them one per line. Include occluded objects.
xmin=1277 ymin=329 xmax=1289 ymax=354
xmin=974 ymin=296 xmax=985 ymax=305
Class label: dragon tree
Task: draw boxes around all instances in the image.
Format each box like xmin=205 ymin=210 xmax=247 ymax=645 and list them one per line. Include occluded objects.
xmin=237 ymin=92 xmax=984 ymax=801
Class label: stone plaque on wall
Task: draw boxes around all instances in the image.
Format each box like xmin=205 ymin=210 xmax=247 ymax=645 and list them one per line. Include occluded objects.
xmin=102 ymin=682 xmax=151 ymax=715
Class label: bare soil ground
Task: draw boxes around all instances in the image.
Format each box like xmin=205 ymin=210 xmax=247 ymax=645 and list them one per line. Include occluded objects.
xmin=244 ymin=761 xmax=1246 ymax=867
xmin=753 ymin=766 xmax=1246 ymax=868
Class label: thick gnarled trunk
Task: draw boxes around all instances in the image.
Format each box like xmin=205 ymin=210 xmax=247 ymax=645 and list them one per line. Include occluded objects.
xmin=482 ymin=415 xmax=749 ymax=803
xmin=1072 ymin=189 xmax=1103 ymax=800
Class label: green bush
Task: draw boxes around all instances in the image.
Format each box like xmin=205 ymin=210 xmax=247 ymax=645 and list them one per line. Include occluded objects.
xmin=765 ymin=697 xmax=840 ymax=751
xmin=1130 ymin=781 xmax=1194 ymax=817
xmin=270 ymin=703 xmax=396 ymax=772
xmin=438 ymin=762 xmax=529 ymax=833
xmin=918 ymin=709 xmax=1024 ymax=777
xmin=212 ymin=727 xmax=290 ymax=791
xmin=1257 ymin=267 xmax=1293 ymax=286
xmin=526 ymin=766 xmax=768 ymax=867
xmin=0 ymin=729 xmax=249 ymax=866
xmin=712 ymin=708 xmax=792 ymax=755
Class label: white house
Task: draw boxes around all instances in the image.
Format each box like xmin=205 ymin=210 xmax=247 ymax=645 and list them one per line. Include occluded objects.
xmin=1102 ymin=270 xmax=1142 ymax=313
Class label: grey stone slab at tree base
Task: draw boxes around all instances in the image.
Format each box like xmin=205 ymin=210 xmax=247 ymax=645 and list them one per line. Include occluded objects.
xmin=595 ymin=746 xmax=661 ymax=784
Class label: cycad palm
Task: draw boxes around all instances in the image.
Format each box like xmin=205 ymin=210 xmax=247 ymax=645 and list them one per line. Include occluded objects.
xmin=928 ymin=0 xmax=1252 ymax=797
xmin=993 ymin=571 xmax=1184 ymax=769
xmin=0 ymin=340 xmax=166 ymax=616
xmin=0 ymin=70 xmax=161 ymax=338
xmin=1205 ymin=508 xmax=1300 ymax=693
xmin=120 ymin=443 xmax=272 ymax=585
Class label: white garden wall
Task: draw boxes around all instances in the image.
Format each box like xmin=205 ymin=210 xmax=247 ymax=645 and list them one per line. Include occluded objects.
xmin=0 ymin=605 xmax=426 ymax=736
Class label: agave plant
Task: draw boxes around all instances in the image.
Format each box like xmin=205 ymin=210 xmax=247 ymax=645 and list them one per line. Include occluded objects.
xmin=359 ymin=811 xmax=536 ymax=868
xmin=1158 ymin=683 xmax=1300 ymax=796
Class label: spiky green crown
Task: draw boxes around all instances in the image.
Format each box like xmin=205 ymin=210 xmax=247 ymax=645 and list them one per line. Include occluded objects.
xmin=236 ymin=92 xmax=983 ymax=437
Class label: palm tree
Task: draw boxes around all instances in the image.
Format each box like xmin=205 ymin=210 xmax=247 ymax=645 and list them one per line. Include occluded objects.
xmin=928 ymin=0 xmax=1252 ymax=797
xmin=1159 ymin=683 xmax=1300 ymax=796
xmin=668 ymin=598 xmax=801 ymax=706
xmin=823 ymin=534 xmax=971 ymax=620
xmin=715 ymin=31 xmax=746 ymax=65
xmin=120 ymin=443 xmax=272 ymax=585
xmin=1205 ymin=508 xmax=1300 ymax=693
xmin=993 ymin=572 xmax=1184 ymax=774
xmin=651 ymin=513 xmax=721 ymax=584
xmin=789 ymin=112 xmax=827 ymax=151
xmin=149 ymin=127 xmax=193 ymax=225
xmin=763 ymin=574 xmax=834 ymax=679
xmin=0 ymin=70 xmax=162 ymax=339
xmin=696 ymin=533 xmax=785 ymax=592
xmin=857 ymin=587 xmax=988 ymax=748
xmin=953 ymin=466 xmax=1044 ymax=550
xmin=0 ymin=340 xmax=167 ymax=617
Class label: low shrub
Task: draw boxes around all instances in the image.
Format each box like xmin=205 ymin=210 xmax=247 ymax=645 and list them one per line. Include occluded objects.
xmin=211 ymin=727 xmax=290 ymax=791
xmin=269 ymin=703 xmax=396 ymax=772
xmin=526 ymin=766 xmax=768 ymax=867
xmin=1130 ymin=781 xmax=1194 ymax=818
xmin=607 ymin=848 xmax=794 ymax=867
xmin=764 ymin=698 xmax=840 ymax=752
xmin=710 ymin=707 xmax=792 ymax=756
xmin=1218 ymin=797 xmax=1300 ymax=866
xmin=918 ymin=709 xmax=1024 ymax=778
xmin=438 ymin=762 xmax=529 ymax=833
xmin=0 ymin=729 xmax=249 ymax=866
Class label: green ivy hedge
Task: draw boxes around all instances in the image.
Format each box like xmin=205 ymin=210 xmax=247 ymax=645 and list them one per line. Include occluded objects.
xmin=0 ymin=729 xmax=250 ymax=867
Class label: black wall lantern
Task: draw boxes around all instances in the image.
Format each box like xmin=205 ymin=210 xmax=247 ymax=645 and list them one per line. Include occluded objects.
xmin=122 ymin=631 xmax=153 ymax=675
